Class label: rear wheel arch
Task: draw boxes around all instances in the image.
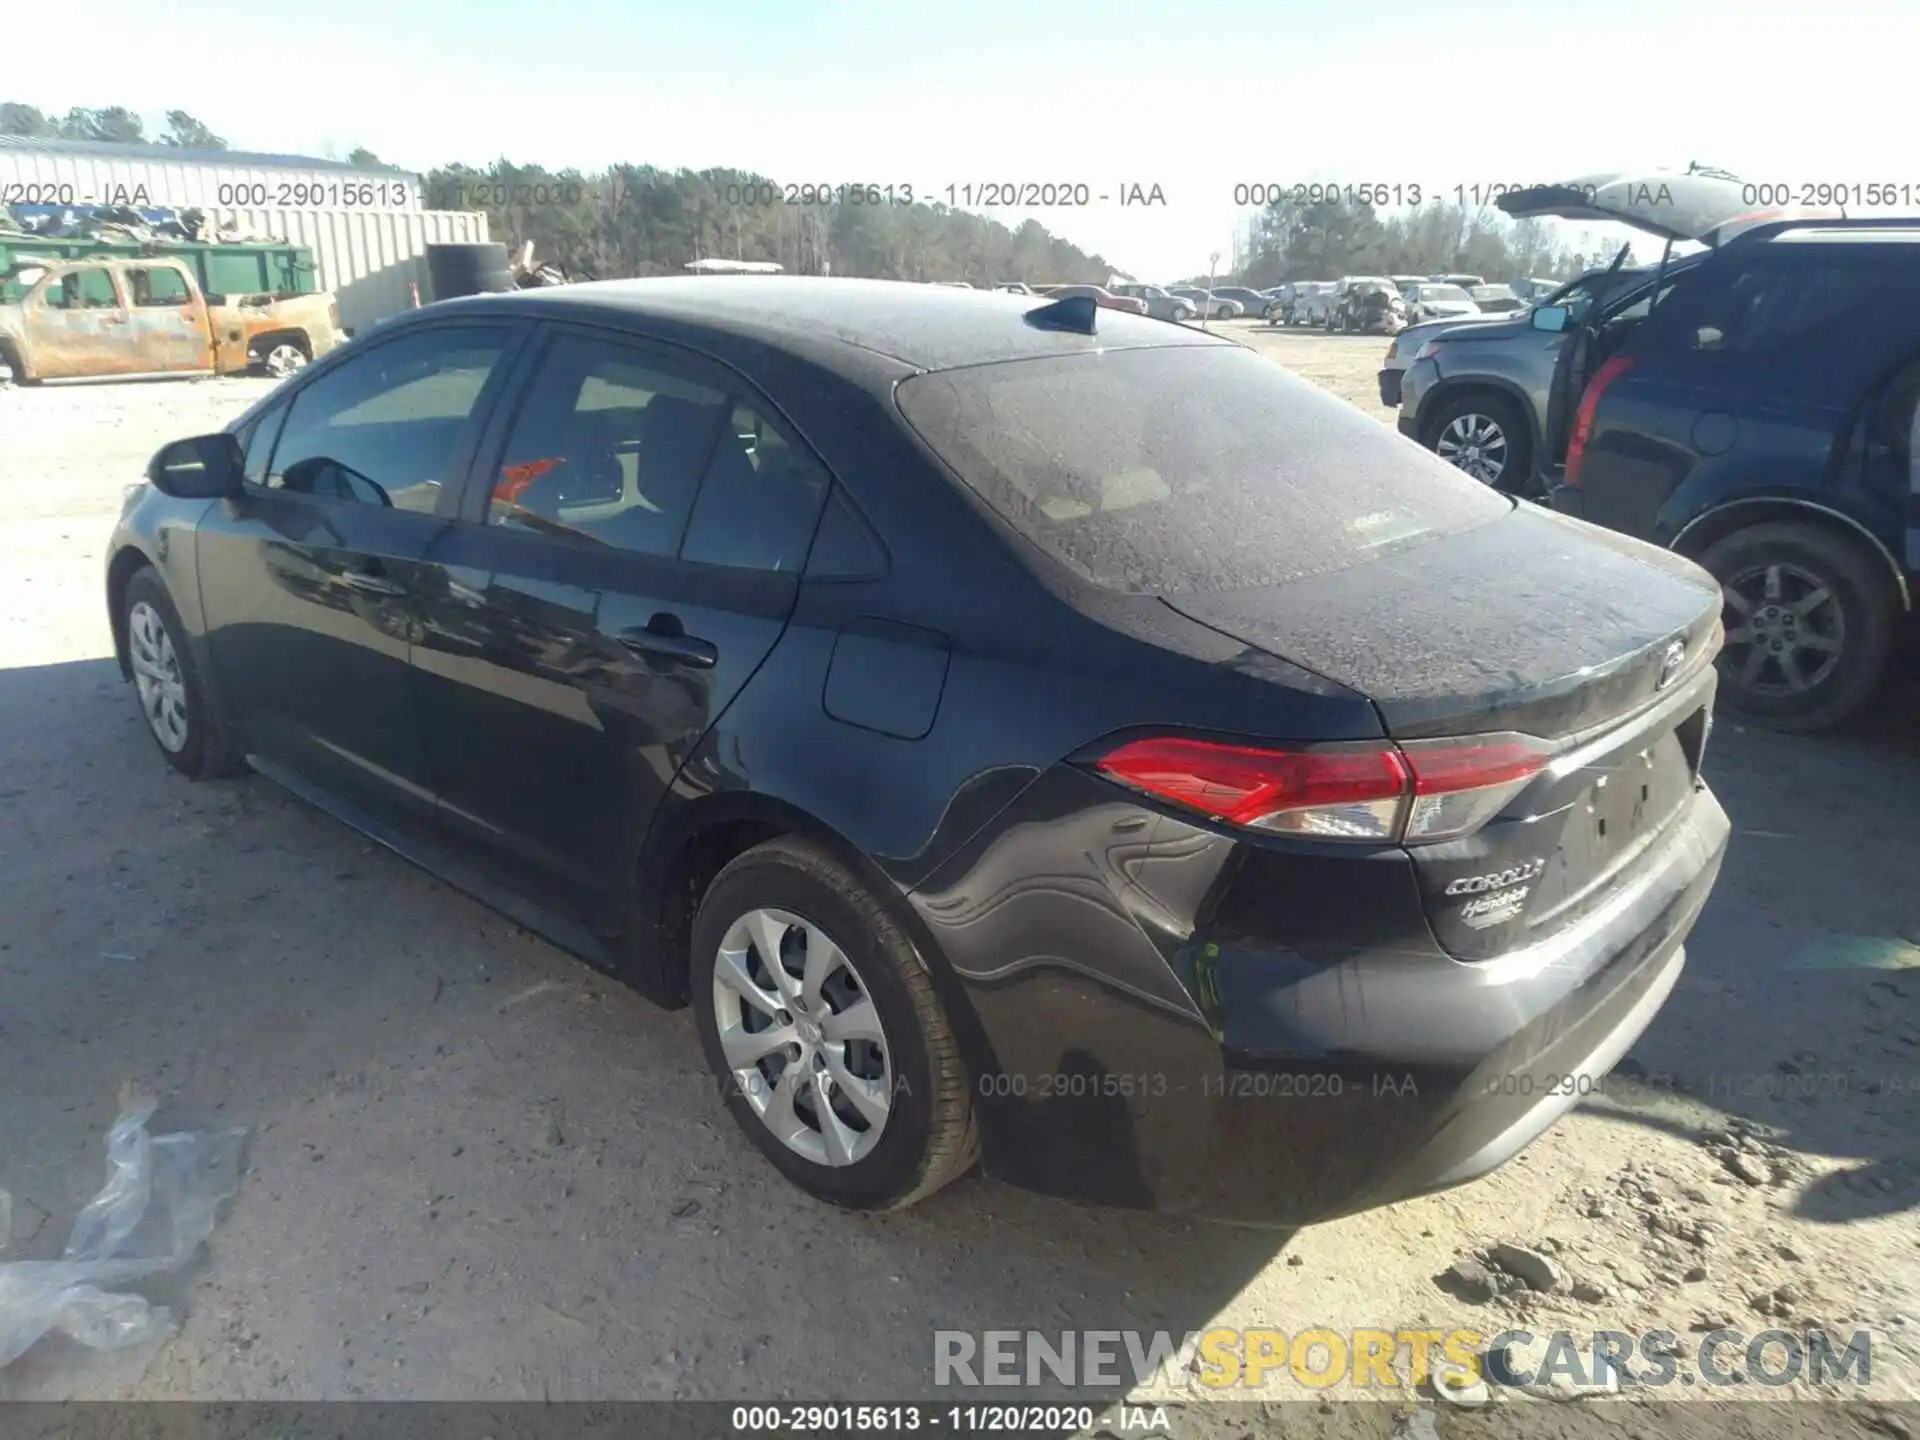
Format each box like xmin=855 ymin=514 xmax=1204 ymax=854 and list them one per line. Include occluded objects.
xmin=642 ymin=792 xmax=1000 ymax=1092
xmin=645 ymin=795 xmax=921 ymax=998
xmin=1672 ymin=498 xmax=1912 ymax=612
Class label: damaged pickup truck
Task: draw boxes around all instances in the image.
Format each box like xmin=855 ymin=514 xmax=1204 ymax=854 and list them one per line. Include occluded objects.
xmin=0 ymin=255 xmax=344 ymax=386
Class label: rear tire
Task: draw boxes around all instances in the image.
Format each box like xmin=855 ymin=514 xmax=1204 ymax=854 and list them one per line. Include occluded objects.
xmin=1698 ymin=522 xmax=1899 ymax=733
xmin=256 ymin=336 xmax=311 ymax=378
xmin=122 ymin=568 xmax=248 ymax=778
xmin=691 ymin=837 xmax=979 ymax=1210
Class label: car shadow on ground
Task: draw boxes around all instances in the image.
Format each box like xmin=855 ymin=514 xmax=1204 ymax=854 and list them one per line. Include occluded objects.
xmin=1599 ymin=661 xmax=1920 ymax=1223
xmin=4 ymin=651 xmax=1915 ymax=1400
xmin=0 ymin=657 xmax=1286 ymax=1401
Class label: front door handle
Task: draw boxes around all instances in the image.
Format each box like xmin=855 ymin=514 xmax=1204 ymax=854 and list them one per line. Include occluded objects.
xmin=340 ymin=569 xmax=408 ymax=598
xmin=616 ymin=624 xmax=717 ymax=669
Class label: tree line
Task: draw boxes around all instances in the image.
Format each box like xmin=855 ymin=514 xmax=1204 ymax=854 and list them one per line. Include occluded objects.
xmin=3 ymin=102 xmax=1606 ymax=286
xmin=2 ymin=103 xmax=1124 ymax=285
xmin=1224 ymin=192 xmax=1623 ymax=288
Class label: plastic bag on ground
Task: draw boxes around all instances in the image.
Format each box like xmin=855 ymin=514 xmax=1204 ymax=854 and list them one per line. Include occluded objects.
xmin=0 ymin=1092 xmax=245 ymax=1369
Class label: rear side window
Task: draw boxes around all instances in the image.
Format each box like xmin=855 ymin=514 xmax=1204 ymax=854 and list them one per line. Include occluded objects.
xmin=129 ymin=267 xmax=192 ymax=306
xmin=489 ymin=333 xmax=729 ymax=556
xmin=1655 ymin=259 xmax=1885 ymax=354
xmin=897 ymin=345 xmax=1508 ymax=595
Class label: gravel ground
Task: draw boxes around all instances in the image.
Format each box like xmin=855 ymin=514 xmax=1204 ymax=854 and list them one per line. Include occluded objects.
xmin=1 ymin=345 xmax=1917 ymax=1422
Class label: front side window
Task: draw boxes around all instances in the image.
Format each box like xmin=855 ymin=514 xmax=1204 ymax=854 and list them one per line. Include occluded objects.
xmin=263 ymin=326 xmax=511 ymax=511
xmin=240 ymin=402 xmax=289 ymax=486
xmin=37 ymin=273 xmax=78 ymax=310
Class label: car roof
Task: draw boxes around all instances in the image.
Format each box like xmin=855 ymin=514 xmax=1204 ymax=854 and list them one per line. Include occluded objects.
xmin=421 ymin=276 xmax=1231 ymax=374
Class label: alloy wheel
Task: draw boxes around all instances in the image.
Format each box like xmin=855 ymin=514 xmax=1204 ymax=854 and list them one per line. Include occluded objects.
xmin=264 ymin=343 xmax=308 ymax=378
xmin=711 ymin=907 xmax=893 ymax=1167
xmin=1720 ymin=561 xmax=1846 ymax=698
xmin=128 ymin=601 xmax=190 ymax=753
xmin=1435 ymin=413 xmax=1509 ymax=484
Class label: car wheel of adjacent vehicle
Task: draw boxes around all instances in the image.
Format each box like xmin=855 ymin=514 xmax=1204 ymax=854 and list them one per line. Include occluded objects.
xmin=260 ymin=340 xmax=310 ymax=378
xmin=122 ymin=568 xmax=247 ymax=778
xmin=1426 ymin=393 xmax=1531 ymax=491
xmin=1699 ymin=523 xmax=1899 ymax=733
xmin=691 ymin=837 xmax=979 ymax=1210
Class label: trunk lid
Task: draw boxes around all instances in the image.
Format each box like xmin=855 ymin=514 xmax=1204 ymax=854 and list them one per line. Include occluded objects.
xmin=1495 ymin=167 xmax=1844 ymax=246
xmin=1164 ymin=505 xmax=1723 ymax=959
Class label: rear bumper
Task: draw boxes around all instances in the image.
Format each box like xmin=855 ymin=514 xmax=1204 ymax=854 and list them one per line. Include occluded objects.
xmin=1378 ymin=367 xmax=1403 ymax=408
xmin=909 ymin=764 xmax=1729 ymax=1225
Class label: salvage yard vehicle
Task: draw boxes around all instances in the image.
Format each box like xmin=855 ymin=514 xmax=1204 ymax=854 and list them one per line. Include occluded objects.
xmin=106 ymin=278 xmax=1728 ymax=1223
xmin=1289 ymin=281 xmax=1339 ymax=327
xmin=1208 ymin=285 xmax=1274 ymax=318
xmin=1111 ymin=282 xmax=1196 ymax=322
xmin=1403 ymin=282 xmax=1481 ymax=324
xmin=1330 ymin=278 xmax=1407 ymax=333
xmin=0 ymin=255 xmax=343 ymax=384
xmin=1170 ymin=286 xmax=1242 ymax=319
xmin=1467 ymin=284 xmax=1526 ymax=315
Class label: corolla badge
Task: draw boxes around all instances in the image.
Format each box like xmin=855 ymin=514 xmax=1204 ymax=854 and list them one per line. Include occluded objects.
xmin=1657 ymin=639 xmax=1687 ymax=691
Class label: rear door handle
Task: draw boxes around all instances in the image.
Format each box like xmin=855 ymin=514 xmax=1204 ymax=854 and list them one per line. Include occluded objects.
xmin=340 ymin=569 xmax=408 ymax=598
xmin=616 ymin=625 xmax=718 ymax=669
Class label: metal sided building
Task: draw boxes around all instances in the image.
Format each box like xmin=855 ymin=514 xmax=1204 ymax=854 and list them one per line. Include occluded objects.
xmin=0 ymin=136 xmax=490 ymax=330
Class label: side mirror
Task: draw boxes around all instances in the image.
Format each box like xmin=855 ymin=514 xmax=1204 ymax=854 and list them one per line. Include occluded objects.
xmin=1532 ymin=305 xmax=1571 ymax=333
xmin=149 ymin=433 xmax=244 ymax=499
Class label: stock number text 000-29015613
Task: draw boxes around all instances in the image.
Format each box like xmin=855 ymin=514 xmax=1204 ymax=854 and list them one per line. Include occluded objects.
xmin=1230 ymin=181 xmax=1605 ymax=207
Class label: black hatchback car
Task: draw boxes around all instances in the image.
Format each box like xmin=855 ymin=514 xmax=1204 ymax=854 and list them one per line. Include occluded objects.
xmin=1528 ymin=220 xmax=1920 ymax=731
xmin=107 ymin=279 xmax=1730 ymax=1224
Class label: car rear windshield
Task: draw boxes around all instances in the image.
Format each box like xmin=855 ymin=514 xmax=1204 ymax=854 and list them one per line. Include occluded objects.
xmin=895 ymin=344 xmax=1508 ymax=595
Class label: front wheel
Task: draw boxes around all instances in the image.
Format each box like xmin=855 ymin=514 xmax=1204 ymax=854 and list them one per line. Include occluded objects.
xmin=691 ymin=838 xmax=979 ymax=1210
xmin=1424 ymin=391 xmax=1532 ymax=492
xmin=122 ymin=568 xmax=247 ymax=778
xmin=1699 ymin=523 xmax=1899 ymax=733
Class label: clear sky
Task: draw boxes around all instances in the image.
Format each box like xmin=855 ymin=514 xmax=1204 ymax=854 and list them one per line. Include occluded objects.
xmin=15 ymin=0 xmax=1912 ymax=279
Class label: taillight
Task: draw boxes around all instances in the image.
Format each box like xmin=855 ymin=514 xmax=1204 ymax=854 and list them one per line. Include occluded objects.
xmin=1092 ymin=733 xmax=1553 ymax=845
xmin=1563 ymin=355 xmax=1636 ymax=489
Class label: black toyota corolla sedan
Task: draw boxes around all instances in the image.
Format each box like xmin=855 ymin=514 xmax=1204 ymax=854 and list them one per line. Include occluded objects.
xmin=106 ymin=278 xmax=1730 ymax=1223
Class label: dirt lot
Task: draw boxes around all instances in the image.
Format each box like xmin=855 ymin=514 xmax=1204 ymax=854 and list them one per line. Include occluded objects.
xmin=2 ymin=336 xmax=1917 ymax=1421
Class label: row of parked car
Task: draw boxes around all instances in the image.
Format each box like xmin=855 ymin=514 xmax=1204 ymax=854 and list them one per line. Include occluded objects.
xmin=1378 ymin=168 xmax=1918 ymax=733
xmin=1268 ymin=276 xmax=1548 ymax=333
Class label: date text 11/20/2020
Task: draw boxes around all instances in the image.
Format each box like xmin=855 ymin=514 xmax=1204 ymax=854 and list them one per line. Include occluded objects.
xmin=720 ymin=182 xmax=1167 ymax=208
